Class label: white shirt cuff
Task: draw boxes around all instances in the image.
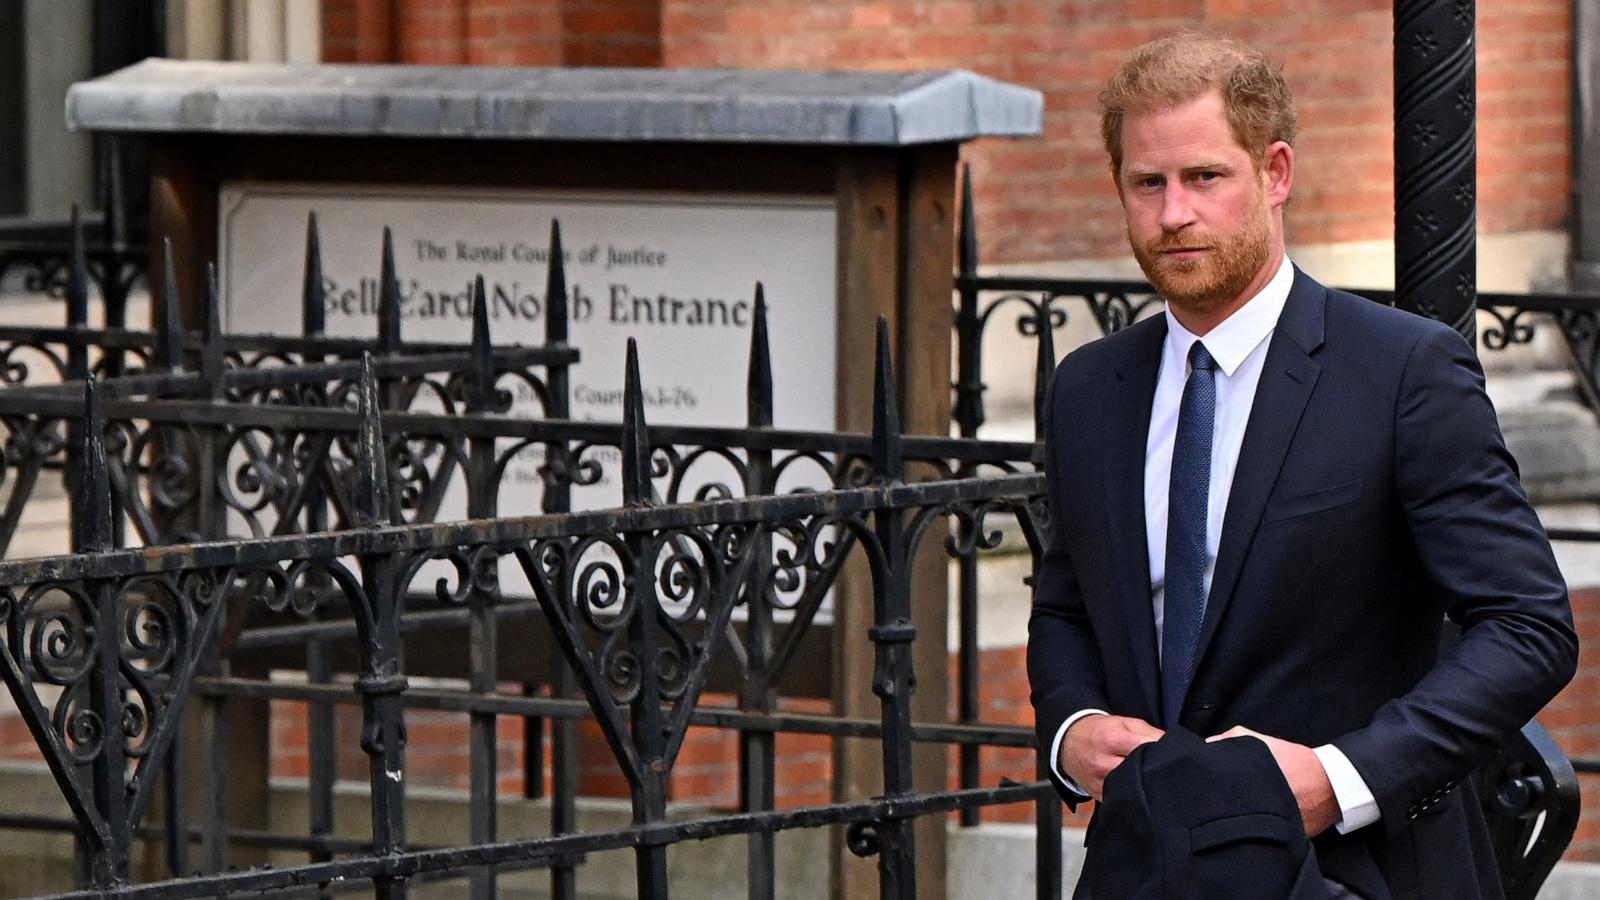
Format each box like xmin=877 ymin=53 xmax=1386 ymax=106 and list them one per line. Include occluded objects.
xmin=1049 ymin=708 xmax=1110 ymax=797
xmin=1313 ymin=744 xmax=1381 ymax=834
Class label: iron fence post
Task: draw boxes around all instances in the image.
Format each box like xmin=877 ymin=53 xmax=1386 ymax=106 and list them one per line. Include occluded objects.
xmin=1394 ymin=0 xmax=1478 ymax=340
xmin=953 ymin=166 xmax=986 ymax=828
xmin=621 ymin=340 xmax=670 ymax=900
xmin=542 ymin=221 xmax=580 ymax=900
xmin=77 ymin=375 xmax=131 ymax=887
xmin=868 ymin=319 xmax=916 ymax=900
xmin=354 ymin=354 xmax=409 ymax=900
xmin=302 ymin=211 xmax=338 ymax=897
xmin=465 ymin=277 xmax=500 ymax=900
xmin=739 ymin=287 xmax=778 ymax=900
xmin=1030 ymin=296 xmax=1064 ymax=898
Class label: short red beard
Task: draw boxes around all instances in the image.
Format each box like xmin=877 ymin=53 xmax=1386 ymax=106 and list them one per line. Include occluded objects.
xmin=1130 ymin=194 xmax=1272 ymax=317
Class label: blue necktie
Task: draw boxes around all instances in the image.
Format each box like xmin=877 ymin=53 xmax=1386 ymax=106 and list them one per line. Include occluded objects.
xmin=1162 ymin=340 xmax=1215 ymax=728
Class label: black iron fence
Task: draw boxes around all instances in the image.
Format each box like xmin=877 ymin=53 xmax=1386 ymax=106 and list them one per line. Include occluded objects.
xmin=0 ymin=211 xmax=1061 ymax=900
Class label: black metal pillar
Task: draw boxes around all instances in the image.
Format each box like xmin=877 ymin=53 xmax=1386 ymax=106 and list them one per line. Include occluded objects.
xmin=466 ymin=277 xmax=500 ymax=900
xmin=740 ymin=288 xmax=777 ymax=900
xmin=542 ymin=222 xmax=579 ymax=900
xmin=868 ymin=320 xmax=917 ymax=900
xmin=353 ymin=355 xmax=409 ymax=900
xmin=953 ymin=167 xmax=985 ymax=828
xmin=621 ymin=340 xmax=670 ymax=900
xmin=1394 ymin=0 xmax=1478 ymax=340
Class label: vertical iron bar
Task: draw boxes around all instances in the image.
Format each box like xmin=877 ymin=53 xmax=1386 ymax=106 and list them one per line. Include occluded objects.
xmin=1393 ymin=0 xmax=1477 ymax=341
xmin=521 ymin=685 xmax=544 ymax=801
xmin=740 ymin=287 xmax=777 ymax=900
xmin=65 ymin=211 xmax=96 ymax=890
xmin=622 ymin=340 xmax=669 ymax=899
xmin=466 ymin=277 xmax=499 ymax=900
xmin=302 ymin=212 xmax=336 ymax=895
xmin=954 ymin=166 xmax=985 ymax=826
xmin=1032 ymin=311 xmax=1063 ymax=898
xmin=64 ymin=203 xmax=89 ymax=567
xmin=77 ymin=376 xmax=130 ymax=887
xmin=354 ymin=353 xmax=409 ymax=900
xmin=199 ymin=685 xmax=228 ymax=874
xmin=868 ymin=319 xmax=916 ymax=900
xmin=163 ymin=263 xmax=222 ymax=880
xmin=542 ymin=221 xmax=578 ymax=900
xmin=1033 ymin=761 xmax=1064 ymax=899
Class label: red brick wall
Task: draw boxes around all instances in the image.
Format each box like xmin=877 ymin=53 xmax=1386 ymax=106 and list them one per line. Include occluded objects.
xmin=1540 ymin=586 xmax=1600 ymax=861
xmin=657 ymin=0 xmax=1570 ymax=263
xmin=320 ymin=0 xmax=1575 ymax=265
xmin=320 ymin=0 xmax=639 ymax=68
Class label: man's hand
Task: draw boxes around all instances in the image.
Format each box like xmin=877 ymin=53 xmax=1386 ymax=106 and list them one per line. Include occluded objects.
xmin=1208 ymin=726 xmax=1340 ymax=837
xmin=1060 ymin=714 xmax=1164 ymax=801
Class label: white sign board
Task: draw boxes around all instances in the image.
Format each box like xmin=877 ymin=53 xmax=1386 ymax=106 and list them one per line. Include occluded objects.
xmin=218 ymin=183 xmax=840 ymax=603
xmin=219 ymin=182 xmax=838 ymax=495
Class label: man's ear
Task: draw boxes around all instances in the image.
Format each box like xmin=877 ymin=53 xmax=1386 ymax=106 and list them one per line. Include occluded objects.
xmin=1109 ymin=160 xmax=1125 ymax=203
xmin=1262 ymin=141 xmax=1294 ymax=208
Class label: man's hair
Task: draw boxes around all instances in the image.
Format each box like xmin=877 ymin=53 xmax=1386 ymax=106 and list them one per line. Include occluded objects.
xmin=1099 ymin=32 xmax=1297 ymax=175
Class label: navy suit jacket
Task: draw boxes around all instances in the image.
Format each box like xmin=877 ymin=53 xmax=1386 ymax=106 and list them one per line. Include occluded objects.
xmin=1027 ymin=269 xmax=1578 ymax=900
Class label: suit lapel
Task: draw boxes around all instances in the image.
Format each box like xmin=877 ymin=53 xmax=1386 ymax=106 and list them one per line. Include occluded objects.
xmin=1194 ymin=270 xmax=1326 ymax=669
xmin=1106 ymin=317 xmax=1165 ymax=721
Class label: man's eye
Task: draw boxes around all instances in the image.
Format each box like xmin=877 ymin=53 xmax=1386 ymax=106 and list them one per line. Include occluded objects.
xmin=1194 ymin=171 xmax=1221 ymax=182
xmin=1138 ymin=177 xmax=1163 ymax=189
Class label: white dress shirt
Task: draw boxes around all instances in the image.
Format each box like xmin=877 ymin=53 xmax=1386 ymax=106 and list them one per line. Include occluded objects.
xmin=1048 ymin=255 xmax=1380 ymax=835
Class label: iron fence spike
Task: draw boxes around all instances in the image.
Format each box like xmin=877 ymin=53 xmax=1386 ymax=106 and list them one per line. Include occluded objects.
xmin=748 ymin=283 xmax=773 ymax=428
xmin=303 ymin=211 xmax=325 ymax=337
xmin=378 ymin=227 xmax=402 ymax=354
xmin=958 ymin=162 xmax=977 ymax=277
xmin=546 ymin=219 xmax=569 ymax=345
xmin=622 ymin=338 xmax=650 ymax=506
xmin=470 ymin=274 xmax=493 ymax=413
xmin=953 ymin=163 xmax=986 ymax=437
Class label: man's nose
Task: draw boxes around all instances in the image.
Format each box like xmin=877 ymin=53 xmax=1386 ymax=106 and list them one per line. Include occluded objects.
xmin=1159 ymin=185 xmax=1196 ymax=233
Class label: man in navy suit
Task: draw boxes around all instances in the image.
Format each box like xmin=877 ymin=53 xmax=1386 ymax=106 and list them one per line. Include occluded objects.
xmin=1026 ymin=32 xmax=1577 ymax=899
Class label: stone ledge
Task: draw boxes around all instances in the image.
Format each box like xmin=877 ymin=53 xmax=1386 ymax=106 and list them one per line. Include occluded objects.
xmin=67 ymin=60 xmax=1043 ymax=146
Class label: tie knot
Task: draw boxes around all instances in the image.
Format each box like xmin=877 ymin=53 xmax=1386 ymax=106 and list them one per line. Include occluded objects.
xmin=1188 ymin=341 xmax=1215 ymax=372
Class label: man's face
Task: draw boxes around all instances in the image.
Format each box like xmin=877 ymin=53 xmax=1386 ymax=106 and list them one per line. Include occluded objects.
xmin=1115 ymin=90 xmax=1282 ymax=320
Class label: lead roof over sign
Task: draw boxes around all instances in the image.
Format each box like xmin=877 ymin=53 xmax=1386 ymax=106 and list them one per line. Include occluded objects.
xmin=64 ymin=60 xmax=1043 ymax=146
